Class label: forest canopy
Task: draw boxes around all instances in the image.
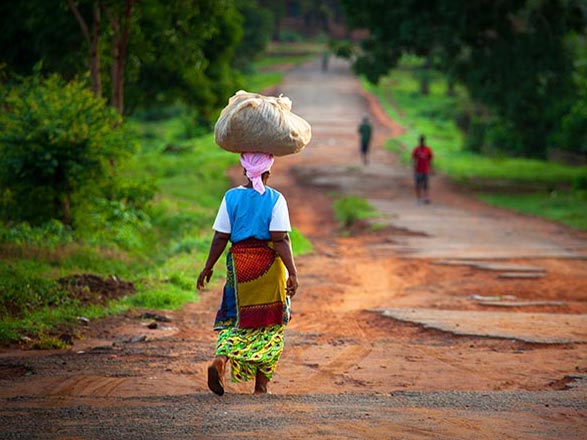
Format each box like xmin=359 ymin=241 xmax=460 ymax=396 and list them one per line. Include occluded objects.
xmin=340 ymin=0 xmax=587 ymax=158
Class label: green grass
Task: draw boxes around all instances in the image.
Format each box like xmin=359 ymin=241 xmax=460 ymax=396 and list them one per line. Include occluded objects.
xmin=0 ymin=130 xmax=234 ymax=344
xmin=333 ymin=195 xmax=380 ymax=229
xmin=364 ymin=58 xmax=587 ymax=230
xmin=0 ymin=115 xmax=314 ymax=344
xmin=290 ymin=227 xmax=313 ymax=255
xmin=266 ymin=41 xmax=326 ymax=57
xmin=243 ymin=72 xmax=284 ymax=93
xmin=0 ymin=46 xmax=319 ymax=345
xmin=253 ymin=55 xmax=314 ymax=70
xmin=364 ymin=67 xmax=587 ymax=187
xmin=479 ymin=190 xmax=587 ymax=230
xmin=241 ymin=41 xmax=325 ymax=93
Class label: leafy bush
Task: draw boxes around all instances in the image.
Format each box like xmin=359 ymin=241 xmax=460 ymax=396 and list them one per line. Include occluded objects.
xmin=73 ymin=179 xmax=156 ymax=251
xmin=574 ymin=175 xmax=587 ymax=191
xmin=170 ymin=236 xmax=211 ymax=256
xmin=329 ymin=39 xmax=355 ymax=59
xmin=484 ymin=119 xmax=524 ymax=157
xmin=0 ymin=219 xmax=72 ymax=248
xmin=333 ymin=196 xmax=378 ymax=228
xmin=464 ymin=118 xmax=486 ymax=153
xmin=233 ymin=0 xmax=273 ymax=70
xmin=0 ymin=265 xmax=69 ymax=318
xmin=290 ymin=227 xmax=313 ymax=256
xmin=124 ymin=284 xmax=195 ymax=310
xmin=0 ymin=72 xmax=135 ymax=226
xmin=279 ymin=30 xmax=303 ymax=43
xmin=551 ymin=93 xmax=587 ymax=155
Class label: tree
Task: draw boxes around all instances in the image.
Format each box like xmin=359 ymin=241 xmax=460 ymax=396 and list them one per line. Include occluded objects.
xmin=0 ymin=73 xmax=133 ymax=226
xmin=66 ymin=0 xmax=104 ymax=97
xmin=341 ymin=0 xmax=454 ymax=86
xmin=0 ymin=1 xmax=85 ymax=80
xmin=125 ymin=0 xmax=243 ymax=122
xmin=340 ymin=0 xmax=587 ymax=157
xmin=0 ymin=1 xmax=243 ymax=120
xmin=259 ymin=0 xmax=287 ymax=40
xmin=233 ymin=0 xmax=274 ymax=71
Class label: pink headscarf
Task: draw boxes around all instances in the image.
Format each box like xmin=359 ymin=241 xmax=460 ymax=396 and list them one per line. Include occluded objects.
xmin=240 ymin=152 xmax=274 ymax=194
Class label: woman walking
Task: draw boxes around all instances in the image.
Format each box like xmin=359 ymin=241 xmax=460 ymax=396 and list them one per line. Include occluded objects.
xmin=197 ymin=152 xmax=298 ymax=395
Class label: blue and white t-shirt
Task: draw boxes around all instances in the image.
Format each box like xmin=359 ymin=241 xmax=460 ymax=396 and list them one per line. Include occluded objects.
xmin=212 ymin=186 xmax=291 ymax=243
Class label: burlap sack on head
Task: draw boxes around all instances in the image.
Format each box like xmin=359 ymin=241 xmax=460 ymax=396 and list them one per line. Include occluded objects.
xmin=214 ymin=90 xmax=312 ymax=156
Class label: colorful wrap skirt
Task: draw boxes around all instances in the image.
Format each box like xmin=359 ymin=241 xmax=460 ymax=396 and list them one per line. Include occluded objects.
xmin=213 ymin=238 xmax=291 ymax=382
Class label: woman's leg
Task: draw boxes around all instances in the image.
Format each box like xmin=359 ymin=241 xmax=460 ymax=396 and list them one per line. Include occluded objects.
xmin=254 ymin=369 xmax=270 ymax=394
xmin=207 ymin=355 xmax=228 ymax=396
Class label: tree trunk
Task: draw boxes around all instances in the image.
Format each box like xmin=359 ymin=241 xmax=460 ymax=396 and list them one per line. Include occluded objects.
xmin=90 ymin=2 xmax=102 ymax=97
xmin=108 ymin=0 xmax=133 ymax=115
xmin=62 ymin=193 xmax=71 ymax=228
xmin=420 ymin=55 xmax=432 ymax=96
xmin=110 ymin=19 xmax=120 ymax=113
xmin=446 ymin=78 xmax=456 ymax=97
xmin=67 ymin=0 xmax=102 ymax=97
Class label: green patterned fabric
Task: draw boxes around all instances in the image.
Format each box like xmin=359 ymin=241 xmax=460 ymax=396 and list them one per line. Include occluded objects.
xmin=215 ymin=324 xmax=285 ymax=382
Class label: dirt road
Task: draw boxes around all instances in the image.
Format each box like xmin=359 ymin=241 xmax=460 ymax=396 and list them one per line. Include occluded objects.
xmin=1 ymin=58 xmax=587 ymax=439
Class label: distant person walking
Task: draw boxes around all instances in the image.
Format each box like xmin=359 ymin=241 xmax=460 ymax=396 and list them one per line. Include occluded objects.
xmin=321 ymin=50 xmax=330 ymax=72
xmin=358 ymin=115 xmax=372 ymax=165
xmin=411 ymin=135 xmax=434 ymax=204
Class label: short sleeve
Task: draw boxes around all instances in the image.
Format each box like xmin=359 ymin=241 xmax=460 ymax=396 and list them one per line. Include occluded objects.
xmin=212 ymin=197 xmax=231 ymax=233
xmin=269 ymin=194 xmax=291 ymax=231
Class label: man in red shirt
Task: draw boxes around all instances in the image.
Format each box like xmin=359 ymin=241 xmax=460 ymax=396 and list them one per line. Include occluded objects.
xmin=411 ymin=135 xmax=433 ymax=204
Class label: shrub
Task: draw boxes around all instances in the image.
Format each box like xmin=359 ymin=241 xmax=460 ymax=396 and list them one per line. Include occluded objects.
xmin=329 ymin=39 xmax=355 ymax=59
xmin=551 ymin=94 xmax=587 ymax=155
xmin=573 ymin=175 xmax=587 ymax=191
xmin=0 ymin=219 xmax=72 ymax=248
xmin=333 ymin=196 xmax=378 ymax=228
xmin=0 ymin=72 xmax=135 ymax=226
xmin=0 ymin=265 xmax=69 ymax=318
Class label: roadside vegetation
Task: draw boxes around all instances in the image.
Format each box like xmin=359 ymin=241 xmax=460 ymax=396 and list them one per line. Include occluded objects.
xmin=342 ymin=0 xmax=586 ymax=231
xmin=0 ymin=42 xmax=318 ymax=347
xmin=363 ymin=57 xmax=587 ymax=231
xmin=333 ymin=195 xmax=380 ymax=232
xmin=1 ymin=0 xmax=584 ymax=348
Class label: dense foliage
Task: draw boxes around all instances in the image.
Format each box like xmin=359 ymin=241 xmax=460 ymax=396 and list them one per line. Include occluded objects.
xmin=0 ymin=73 xmax=134 ymax=226
xmin=341 ymin=0 xmax=587 ymax=158
xmin=0 ymin=0 xmax=263 ymax=121
xmin=233 ymin=0 xmax=274 ymax=71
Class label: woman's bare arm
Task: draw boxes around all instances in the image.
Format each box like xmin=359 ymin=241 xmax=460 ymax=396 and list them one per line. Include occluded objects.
xmin=197 ymin=231 xmax=230 ymax=289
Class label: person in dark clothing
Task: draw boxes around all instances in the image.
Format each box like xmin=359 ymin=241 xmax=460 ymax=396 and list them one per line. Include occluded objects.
xmin=358 ymin=115 xmax=372 ymax=165
xmin=321 ymin=50 xmax=330 ymax=72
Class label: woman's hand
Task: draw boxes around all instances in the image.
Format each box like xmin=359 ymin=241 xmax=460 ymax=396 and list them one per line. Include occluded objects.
xmin=286 ymin=274 xmax=298 ymax=297
xmin=197 ymin=232 xmax=230 ymax=291
xmin=197 ymin=268 xmax=213 ymax=290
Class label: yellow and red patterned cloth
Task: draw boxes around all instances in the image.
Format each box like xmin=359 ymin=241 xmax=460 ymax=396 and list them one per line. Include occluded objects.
xmin=213 ymin=238 xmax=291 ymax=330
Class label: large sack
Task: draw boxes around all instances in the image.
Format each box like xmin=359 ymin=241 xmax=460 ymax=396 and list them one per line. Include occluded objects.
xmin=214 ymin=90 xmax=312 ymax=156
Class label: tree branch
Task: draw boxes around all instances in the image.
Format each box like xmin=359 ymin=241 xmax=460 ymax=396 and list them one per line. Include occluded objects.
xmin=66 ymin=0 xmax=91 ymax=43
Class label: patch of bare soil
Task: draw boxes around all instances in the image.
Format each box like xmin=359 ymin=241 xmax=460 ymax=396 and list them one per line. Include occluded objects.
xmin=58 ymin=274 xmax=136 ymax=306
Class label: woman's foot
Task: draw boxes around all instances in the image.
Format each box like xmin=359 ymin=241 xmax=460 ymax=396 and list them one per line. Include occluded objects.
xmin=207 ymin=356 xmax=227 ymax=396
xmin=254 ymin=371 xmax=270 ymax=394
